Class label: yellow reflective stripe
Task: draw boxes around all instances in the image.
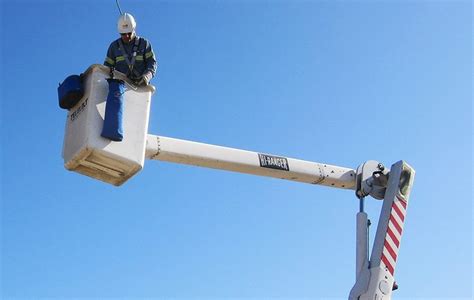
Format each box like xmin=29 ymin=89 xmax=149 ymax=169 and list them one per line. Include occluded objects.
xmin=145 ymin=51 xmax=154 ymax=59
xmin=135 ymin=55 xmax=144 ymax=61
xmin=105 ymin=57 xmax=115 ymax=65
xmin=116 ymin=56 xmax=125 ymax=62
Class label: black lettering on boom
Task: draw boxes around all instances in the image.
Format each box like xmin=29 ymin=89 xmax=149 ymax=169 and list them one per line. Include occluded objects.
xmin=258 ymin=153 xmax=290 ymax=171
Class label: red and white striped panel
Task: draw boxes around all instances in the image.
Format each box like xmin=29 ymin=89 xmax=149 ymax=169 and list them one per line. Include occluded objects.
xmin=381 ymin=194 xmax=408 ymax=276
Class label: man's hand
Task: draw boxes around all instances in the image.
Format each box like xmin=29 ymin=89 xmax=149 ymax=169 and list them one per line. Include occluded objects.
xmin=138 ymin=71 xmax=153 ymax=86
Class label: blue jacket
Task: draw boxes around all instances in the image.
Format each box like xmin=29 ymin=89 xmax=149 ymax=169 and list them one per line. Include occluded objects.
xmin=104 ymin=36 xmax=157 ymax=81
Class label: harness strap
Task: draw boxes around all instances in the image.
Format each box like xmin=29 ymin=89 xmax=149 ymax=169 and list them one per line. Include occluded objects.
xmin=118 ymin=37 xmax=142 ymax=78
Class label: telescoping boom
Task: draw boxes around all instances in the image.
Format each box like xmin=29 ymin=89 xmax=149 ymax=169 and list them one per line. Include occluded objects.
xmin=145 ymin=135 xmax=356 ymax=189
xmin=61 ymin=65 xmax=415 ymax=299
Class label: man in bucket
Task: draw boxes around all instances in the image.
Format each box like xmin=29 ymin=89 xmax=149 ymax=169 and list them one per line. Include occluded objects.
xmin=101 ymin=13 xmax=157 ymax=141
xmin=104 ymin=13 xmax=157 ymax=86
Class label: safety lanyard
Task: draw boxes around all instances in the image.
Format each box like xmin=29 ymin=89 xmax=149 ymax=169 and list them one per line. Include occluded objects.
xmin=118 ymin=37 xmax=141 ymax=76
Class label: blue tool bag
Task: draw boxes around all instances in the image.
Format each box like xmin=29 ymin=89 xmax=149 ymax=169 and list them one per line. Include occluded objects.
xmin=101 ymin=79 xmax=125 ymax=141
xmin=58 ymin=75 xmax=84 ymax=109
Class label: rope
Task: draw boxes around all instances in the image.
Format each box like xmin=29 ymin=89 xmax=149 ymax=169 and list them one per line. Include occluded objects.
xmin=115 ymin=0 xmax=123 ymax=15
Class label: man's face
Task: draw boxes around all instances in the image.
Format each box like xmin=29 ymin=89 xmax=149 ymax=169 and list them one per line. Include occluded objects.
xmin=120 ymin=32 xmax=134 ymax=43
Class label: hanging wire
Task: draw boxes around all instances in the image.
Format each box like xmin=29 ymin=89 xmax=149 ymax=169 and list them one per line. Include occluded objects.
xmin=116 ymin=0 xmax=123 ymax=15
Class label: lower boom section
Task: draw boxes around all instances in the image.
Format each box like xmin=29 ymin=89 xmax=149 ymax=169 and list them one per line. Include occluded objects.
xmin=350 ymin=161 xmax=415 ymax=300
xmin=146 ymin=135 xmax=356 ymax=190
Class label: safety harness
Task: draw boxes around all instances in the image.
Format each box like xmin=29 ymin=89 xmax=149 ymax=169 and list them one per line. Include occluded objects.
xmin=118 ymin=36 xmax=142 ymax=80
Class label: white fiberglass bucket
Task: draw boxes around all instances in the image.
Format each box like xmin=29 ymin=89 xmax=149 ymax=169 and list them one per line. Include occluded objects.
xmin=62 ymin=64 xmax=155 ymax=186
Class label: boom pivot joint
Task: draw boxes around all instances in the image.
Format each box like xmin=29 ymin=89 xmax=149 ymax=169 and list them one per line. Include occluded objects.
xmin=355 ymin=160 xmax=389 ymax=200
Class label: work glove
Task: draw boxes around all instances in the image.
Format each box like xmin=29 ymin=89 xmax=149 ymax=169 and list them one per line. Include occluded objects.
xmin=138 ymin=71 xmax=153 ymax=86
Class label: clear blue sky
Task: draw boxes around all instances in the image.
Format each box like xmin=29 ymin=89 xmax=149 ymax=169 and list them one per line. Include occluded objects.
xmin=1 ymin=0 xmax=472 ymax=299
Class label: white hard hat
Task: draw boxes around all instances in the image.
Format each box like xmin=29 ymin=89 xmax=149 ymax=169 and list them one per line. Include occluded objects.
xmin=117 ymin=13 xmax=136 ymax=34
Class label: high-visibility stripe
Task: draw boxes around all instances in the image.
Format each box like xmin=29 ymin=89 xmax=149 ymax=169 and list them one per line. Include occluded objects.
xmin=382 ymin=245 xmax=396 ymax=276
xmin=105 ymin=57 xmax=115 ymax=65
xmin=384 ymin=240 xmax=397 ymax=262
xmin=388 ymin=220 xmax=402 ymax=241
xmin=395 ymin=197 xmax=407 ymax=213
xmin=392 ymin=212 xmax=403 ymax=233
xmin=385 ymin=232 xmax=398 ymax=256
xmin=145 ymin=51 xmax=153 ymax=59
xmin=381 ymin=255 xmax=394 ymax=275
xmin=389 ymin=213 xmax=403 ymax=235
xmin=380 ymin=193 xmax=409 ymax=276
xmin=397 ymin=195 xmax=407 ymax=209
xmin=393 ymin=201 xmax=405 ymax=222
xmin=135 ymin=55 xmax=144 ymax=61
xmin=116 ymin=56 xmax=125 ymax=62
xmin=387 ymin=226 xmax=400 ymax=248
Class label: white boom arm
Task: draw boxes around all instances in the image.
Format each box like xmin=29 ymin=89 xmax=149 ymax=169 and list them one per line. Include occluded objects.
xmin=145 ymin=135 xmax=356 ymax=189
